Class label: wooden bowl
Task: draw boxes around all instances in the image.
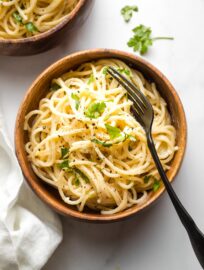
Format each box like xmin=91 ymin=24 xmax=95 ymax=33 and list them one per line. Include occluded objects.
xmin=0 ymin=0 xmax=93 ymax=56
xmin=15 ymin=49 xmax=187 ymax=222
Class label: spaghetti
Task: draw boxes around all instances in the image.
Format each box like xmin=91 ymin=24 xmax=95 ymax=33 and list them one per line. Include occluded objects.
xmin=0 ymin=0 xmax=79 ymax=39
xmin=24 ymin=59 xmax=178 ymax=214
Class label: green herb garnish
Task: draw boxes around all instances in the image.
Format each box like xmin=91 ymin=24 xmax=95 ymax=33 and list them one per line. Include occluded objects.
xmin=71 ymin=93 xmax=80 ymax=110
xmin=88 ymin=73 xmax=95 ymax=84
xmin=13 ymin=11 xmax=23 ymax=24
xmin=105 ymin=124 xmax=123 ymax=140
xmin=50 ymin=83 xmax=61 ymax=91
xmin=102 ymin=67 xmax=108 ymax=75
xmin=117 ymin=68 xmax=131 ymax=76
xmin=127 ymin=24 xmax=174 ymax=55
xmin=58 ymin=159 xmax=89 ymax=183
xmin=144 ymin=175 xmax=151 ymax=184
xmin=85 ymin=102 xmax=106 ymax=118
xmin=61 ymin=147 xmax=69 ymax=159
xmin=75 ymin=177 xmax=80 ymax=186
xmin=153 ymin=178 xmax=160 ymax=192
xmin=25 ymin=22 xmax=38 ymax=33
xmin=91 ymin=138 xmax=112 ymax=147
xmin=58 ymin=159 xmax=70 ymax=170
xmin=121 ymin=5 xmax=138 ymax=23
xmin=75 ymin=168 xmax=89 ymax=183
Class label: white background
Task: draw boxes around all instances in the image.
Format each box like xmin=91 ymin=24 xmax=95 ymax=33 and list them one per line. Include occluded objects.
xmin=0 ymin=0 xmax=204 ymax=269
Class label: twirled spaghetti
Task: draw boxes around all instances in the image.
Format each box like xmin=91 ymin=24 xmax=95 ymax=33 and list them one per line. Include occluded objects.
xmin=24 ymin=59 xmax=178 ymax=214
xmin=0 ymin=0 xmax=79 ymax=39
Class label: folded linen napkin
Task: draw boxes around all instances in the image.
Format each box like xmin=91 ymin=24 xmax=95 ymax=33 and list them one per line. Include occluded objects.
xmin=0 ymin=113 xmax=62 ymax=270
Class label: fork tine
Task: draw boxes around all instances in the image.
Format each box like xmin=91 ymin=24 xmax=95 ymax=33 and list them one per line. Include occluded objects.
xmin=108 ymin=66 xmax=151 ymax=109
xmin=109 ymin=70 xmax=145 ymax=114
xmin=107 ymin=68 xmax=145 ymax=115
xmin=131 ymin=106 xmax=144 ymax=125
xmin=108 ymin=69 xmax=147 ymax=112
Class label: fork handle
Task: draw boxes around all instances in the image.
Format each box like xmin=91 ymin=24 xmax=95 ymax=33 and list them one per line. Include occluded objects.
xmin=147 ymin=133 xmax=204 ymax=269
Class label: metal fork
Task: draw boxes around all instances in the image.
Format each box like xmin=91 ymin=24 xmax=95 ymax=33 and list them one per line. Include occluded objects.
xmin=107 ymin=66 xmax=204 ymax=269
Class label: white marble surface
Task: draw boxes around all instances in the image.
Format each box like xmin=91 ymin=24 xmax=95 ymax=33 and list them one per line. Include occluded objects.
xmin=0 ymin=0 xmax=204 ymax=269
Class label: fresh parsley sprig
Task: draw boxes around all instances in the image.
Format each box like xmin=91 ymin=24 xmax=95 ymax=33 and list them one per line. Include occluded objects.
xmin=71 ymin=93 xmax=80 ymax=110
xmin=12 ymin=11 xmax=38 ymax=33
xmin=143 ymin=175 xmax=161 ymax=192
xmin=127 ymin=24 xmax=174 ymax=55
xmin=121 ymin=5 xmax=138 ymax=23
xmin=85 ymin=102 xmax=106 ymax=119
xmin=25 ymin=22 xmax=38 ymax=33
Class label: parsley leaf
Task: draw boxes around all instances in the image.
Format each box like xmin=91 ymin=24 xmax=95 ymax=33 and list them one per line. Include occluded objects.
xmin=127 ymin=24 xmax=174 ymax=55
xmin=50 ymin=83 xmax=60 ymax=91
xmin=91 ymin=138 xmax=112 ymax=147
xmin=121 ymin=5 xmax=138 ymax=23
xmin=105 ymin=124 xmax=125 ymax=141
xmin=88 ymin=73 xmax=95 ymax=84
xmin=25 ymin=22 xmax=38 ymax=33
xmin=85 ymin=102 xmax=106 ymax=118
xmin=144 ymin=175 xmax=151 ymax=184
xmin=61 ymin=147 xmax=69 ymax=159
xmin=153 ymin=178 xmax=160 ymax=192
xmin=58 ymin=159 xmax=70 ymax=170
xmin=117 ymin=68 xmax=131 ymax=76
xmin=13 ymin=11 xmax=23 ymax=24
xmin=75 ymin=177 xmax=80 ymax=186
xmin=71 ymin=93 xmax=80 ymax=110
xmin=75 ymin=168 xmax=89 ymax=183
xmin=102 ymin=67 xmax=108 ymax=75
xmin=58 ymin=159 xmax=89 ymax=183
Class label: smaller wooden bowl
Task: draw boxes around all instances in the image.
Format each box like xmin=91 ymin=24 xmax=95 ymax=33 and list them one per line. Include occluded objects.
xmin=0 ymin=0 xmax=93 ymax=56
xmin=15 ymin=49 xmax=187 ymax=222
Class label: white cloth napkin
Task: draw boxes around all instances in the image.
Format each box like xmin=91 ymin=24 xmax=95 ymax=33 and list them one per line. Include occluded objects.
xmin=0 ymin=113 xmax=62 ymax=270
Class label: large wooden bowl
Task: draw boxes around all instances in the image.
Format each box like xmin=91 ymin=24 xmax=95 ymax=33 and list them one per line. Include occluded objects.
xmin=0 ymin=0 xmax=93 ymax=56
xmin=15 ymin=49 xmax=187 ymax=222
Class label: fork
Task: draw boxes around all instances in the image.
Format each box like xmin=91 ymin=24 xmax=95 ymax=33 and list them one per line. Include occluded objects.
xmin=107 ymin=66 xmax=204 ymax=269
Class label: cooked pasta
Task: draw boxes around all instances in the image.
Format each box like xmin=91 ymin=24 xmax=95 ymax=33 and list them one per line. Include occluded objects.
xmin=24 ymin=59 xmax=178 ymax=215
xmin=0 ymin=0 xmax=79 ymax=39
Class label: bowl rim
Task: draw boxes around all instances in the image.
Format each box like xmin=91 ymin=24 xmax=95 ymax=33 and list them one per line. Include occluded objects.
xmin=0 ymin=0 xmax=86 ymax=44
xmin=15 ymin=48 xmax=187 ymax=222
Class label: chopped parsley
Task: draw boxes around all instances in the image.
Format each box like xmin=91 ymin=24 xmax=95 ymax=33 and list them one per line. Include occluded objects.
xmin=13 ymin=11 xmax=23 ymax=24
xmin=102 ymin=67 xmax=108 ymax=75
xmin=153 ymin=178 xmax=160 ymax=192
xmin=105 ymin=124 xmax=124 ymax=140
xmin=75 ymin=168 xmax=89 ymax=183
xmin=75 ymin=177 xmax=80 ymax=186
xmin=85 ymin=101 xmax=106 ymax=118
xmin=25 ymin=22 xmax=38 ymax=33
xmin=143 ymin=175 xmax=161 ymax=191
xmin=61 ymin=147 xmax=69 ymax=159
xmin=58 ymin=159 xmax=70 ymax=170
xmin=91 ymin=138 xmax=112 ymax=147
xmin=117 ymin=68 xmax=131 ymax=76
xmin=127 ymin=24 xmax=174 ymax=55
xmin=144 ymin=175 xmax=151 ymax=184
xmin=58 ymin=159 xmax=89 ymax=183
xmin=121 ymin=5 xmax=138 ymax=23
xmin=50 ymin=83 xmax=61 ymax=91
xmin=105 ymin=124 xmax=136 ymax=143
xmin=88 ymin=73 xmax=95 ymax=84
xmin=71 ymin=93 xmax=80 ymax=110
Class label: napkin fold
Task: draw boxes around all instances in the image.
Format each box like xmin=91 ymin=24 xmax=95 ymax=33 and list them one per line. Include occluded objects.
xmin=0 ymin=113 xmax=62 ymax=270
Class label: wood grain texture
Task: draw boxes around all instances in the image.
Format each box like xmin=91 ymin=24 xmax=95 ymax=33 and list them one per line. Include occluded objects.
xmin=15 ymin=49 xmax=187 ymax=222
xmin=0 ymin=0 xmax=93 ymax=56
